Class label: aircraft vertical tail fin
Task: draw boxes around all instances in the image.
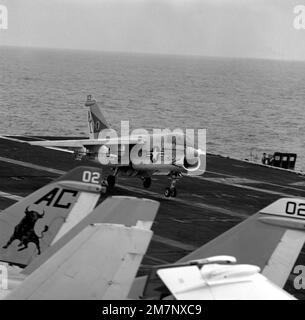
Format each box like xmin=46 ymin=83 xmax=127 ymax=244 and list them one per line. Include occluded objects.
xmin=85 ymin=95 xmax=110 ymax=139
xmin=0 ymin=166 xmax=104 ymax=267
xmin=180 ymin=198 xmax=305 ymax=288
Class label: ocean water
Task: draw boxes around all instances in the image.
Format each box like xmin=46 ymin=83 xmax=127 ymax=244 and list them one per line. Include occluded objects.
xmin=1 ymin=46 xmax=305 ymax=170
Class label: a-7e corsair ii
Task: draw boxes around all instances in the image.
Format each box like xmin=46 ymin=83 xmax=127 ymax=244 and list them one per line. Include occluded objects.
xmin=31 ymin=95 xmax=206 ymax=197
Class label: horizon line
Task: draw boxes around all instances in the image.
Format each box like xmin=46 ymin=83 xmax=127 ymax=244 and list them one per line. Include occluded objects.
xmin=1 ymin=44 xmax=305 ymax=64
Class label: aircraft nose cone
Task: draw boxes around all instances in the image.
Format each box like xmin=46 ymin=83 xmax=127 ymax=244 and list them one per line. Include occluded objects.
xmin=185 ymin=147 xmax=199 ymax=165
xmin=185 ymin=147 xmax=198 ymax=160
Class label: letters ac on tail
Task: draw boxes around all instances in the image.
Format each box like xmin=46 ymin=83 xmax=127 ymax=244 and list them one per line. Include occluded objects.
xmin=0 ymin=166 xmax=104 ymax=267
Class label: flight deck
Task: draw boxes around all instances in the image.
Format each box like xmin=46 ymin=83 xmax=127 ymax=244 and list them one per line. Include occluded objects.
xmin=0 ymin=135 xmax=304 ymax=299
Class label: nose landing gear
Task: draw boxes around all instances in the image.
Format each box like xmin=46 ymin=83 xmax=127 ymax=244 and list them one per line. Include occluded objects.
xmin=105 ymin=168 xmax=119 ymax=190
xmin=164 ymin=172 xmax=181 ymax=198
xmin=107 ymin=175 xmax=116 ymax=189
xmin=164 ymin=187 xmax=176 ymax=198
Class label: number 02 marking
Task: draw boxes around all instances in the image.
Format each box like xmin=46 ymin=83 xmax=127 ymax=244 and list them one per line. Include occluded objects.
xmin=285 ymin=201 xmax=305 ymax=217
xmin=82 ymin=171 xmax=100 ymax=184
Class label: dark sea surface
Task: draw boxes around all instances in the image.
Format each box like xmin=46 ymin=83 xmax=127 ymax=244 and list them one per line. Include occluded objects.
xmin=1 ymin=46 xmax=305 ymax=169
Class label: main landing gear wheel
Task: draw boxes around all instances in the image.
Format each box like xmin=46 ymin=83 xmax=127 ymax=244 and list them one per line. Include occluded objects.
xmin=164 ymin=187 xmax=171 ymax=197
xmin=170 ymin=187 xmax=177 ymax=197
xmin=164 ymin=187 xmax=177 ymax=198
xmin=143 ymin=177 xmax=152 ymax=189
xmin=107 ymin=175 xmax=116 ymax=189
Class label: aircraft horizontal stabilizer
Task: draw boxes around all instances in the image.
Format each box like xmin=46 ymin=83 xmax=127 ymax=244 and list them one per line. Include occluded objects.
xmin=157 ymin=260 xmax=295 ymax=300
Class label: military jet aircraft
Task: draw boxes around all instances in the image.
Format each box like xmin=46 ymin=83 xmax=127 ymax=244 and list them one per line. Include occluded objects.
xmin=30 ymin=95 xmax=206 ymax=197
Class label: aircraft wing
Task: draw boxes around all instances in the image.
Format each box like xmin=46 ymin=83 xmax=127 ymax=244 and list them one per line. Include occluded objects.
xmin=29 ymin=136 xmax=143 ymax=149
xmin=178 ymin=198 xmax=305 ymax=288
xmin=157 ymin=263 xmax=295 ymax=300
xmin=6 ymin=223 xmax=153 ymax=300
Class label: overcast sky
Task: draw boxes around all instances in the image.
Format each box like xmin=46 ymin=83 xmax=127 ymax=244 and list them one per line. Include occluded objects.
xmin=0 ymin=0 xmax=305 ymax=60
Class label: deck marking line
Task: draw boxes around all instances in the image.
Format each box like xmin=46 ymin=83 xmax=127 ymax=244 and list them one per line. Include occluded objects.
xmin=153 ymin=235 xmax=197 ymax=251
xmin=196 ymin=176 xmax=298 ymax=197
xmin=205 ymin=170 xmax=305 ymax=193
xmin=0 ymin=191 xmax=23 ymax=201
xmin=0 ymin=156 xmax=65 ymax=175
